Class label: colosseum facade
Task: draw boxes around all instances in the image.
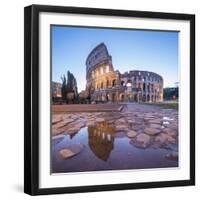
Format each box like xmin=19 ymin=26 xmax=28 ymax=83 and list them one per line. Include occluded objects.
xmin=85 ymin=43 xmax=163 ymax=103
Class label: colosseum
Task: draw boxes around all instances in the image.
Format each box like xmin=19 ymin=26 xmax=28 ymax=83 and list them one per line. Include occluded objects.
xmin=85 ymin=43 xmax=163 ymax=103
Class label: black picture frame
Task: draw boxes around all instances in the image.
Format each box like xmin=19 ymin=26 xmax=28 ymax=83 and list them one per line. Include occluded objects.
xmin=24 ymin=4 xmax=195 ymax=196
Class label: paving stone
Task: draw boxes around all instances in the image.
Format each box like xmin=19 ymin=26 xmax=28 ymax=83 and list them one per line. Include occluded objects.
xmin=127 ymin=130 xmax=137 ymax=138
xmin=144 ymin=127 xmax=161 ymax=135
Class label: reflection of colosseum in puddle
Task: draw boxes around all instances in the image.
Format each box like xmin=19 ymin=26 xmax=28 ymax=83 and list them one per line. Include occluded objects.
xmin=88 ymin=122 xmax=115 ymax=161
xmin=85 ymin=43 xmax=163 ymax=103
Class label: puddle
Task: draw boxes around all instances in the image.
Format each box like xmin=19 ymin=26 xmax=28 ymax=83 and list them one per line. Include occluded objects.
xmin=163 ymin=117 xmax=174 ymax=121
xmin=52 ymin=122 xmax=178 ymax=173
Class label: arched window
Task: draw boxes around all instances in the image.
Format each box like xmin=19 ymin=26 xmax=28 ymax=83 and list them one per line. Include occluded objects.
xmin=121 ymin=81 xmax=125 ymax=86
xmin=106 ymin=80 xmax=109 ymax=88
xmin=126 ymin=80 xmax=132 ymax=87
xmin=112 ymin=79 xmax=116 ymax=87
xmin=126 ymin=83 xmax=131 ymax=87
xmin=143 ymin=83 xmax=146 ymax=91
xmin=101 ymin=82 xmax=103 ymax=89
xmin=151 ymin=84 xmax=154 ymax=92
xmin=147 ymin=94 xmax=150 ymax=102
xmin=139 ymin=83 xmax=143 ymax=89
xmin=147 ymin=83 xmax=150 ymax=92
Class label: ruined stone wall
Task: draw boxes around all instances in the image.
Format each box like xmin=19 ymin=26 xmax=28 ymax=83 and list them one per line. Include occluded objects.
xmin=119 ymin=70 xmax=163 ymax=102
xmin=85 ymin=43 xmax=163 ymax=103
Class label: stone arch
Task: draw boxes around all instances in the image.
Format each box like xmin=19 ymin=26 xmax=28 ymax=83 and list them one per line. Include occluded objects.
xmin=100 ymin=82 xmax=103 ymax=89
xmin=126 ymin=79 xmax=132 ymax=87
xmin=102 ymin=94 xmax=106 ymax=101
xmin=143 ymin=83 xmax=146 ymax=91
xmin=106 ymin=93 xmax=109 ymax=101
xmin=103 ymin=80 xmax=107 ymax=88
xmin=121 ymin=80 xmax=125 ymax=86
xmin=147 ymin=83 xmax=150 ymax=92
xmin=127 ymin=94 xmax=132 ymax=101
xmin=111 ymin=93 xmax=116 ymax=102
xmin=141 ymin=76 xmax=144 ymax=82
xmin=120 ymin=93 xmax=125 ymax=102
xmin=112 ymin=79 xmax=116 ymax=87
xmin=99 ymin=94 xmax=102 ymax=101
xmin=151 ymin=95 xmax=154 ymax=102
xmin=134 ymin=94 xmax=138 ymax=102
xmin=106 ymin=79 xmax=109 ymax=88
xmin=138 ymin=82 xmax=143 ymax=89
xmin=147 ymin=94 xmax=150 ymax=102
xmin=142 ymin=94 xmax=146 ymax=102
xmin=151 ymin=84 xmax=154 ymax=92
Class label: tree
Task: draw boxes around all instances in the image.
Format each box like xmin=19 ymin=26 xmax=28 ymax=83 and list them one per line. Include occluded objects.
xmin=61 ymin=70 xmax=79 ymax=104
xmin=61 ymin=75 xmax=67 ymax=103
xmin=66 ymin=71 xmax=78 ymax=103
xmin=67 ymin=92 xmax=75 ymax=103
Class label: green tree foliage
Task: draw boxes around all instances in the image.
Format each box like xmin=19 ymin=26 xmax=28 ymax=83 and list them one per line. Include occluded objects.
xmin=163 ymin=87 xmax=178 ymax=100
xmin=61 ymin=70 xmax=78 ymax=103
xmin=61 ymin=75 xmax=67 ymax=103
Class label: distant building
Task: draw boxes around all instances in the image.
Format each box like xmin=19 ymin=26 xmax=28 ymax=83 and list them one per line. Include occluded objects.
xmin=85 ymin=43 xmax=163 ymax=103
xmin=52 ymin=81 xmax=62 ymax=103
xmin=163 ymin=87 xmax=178 ymax=100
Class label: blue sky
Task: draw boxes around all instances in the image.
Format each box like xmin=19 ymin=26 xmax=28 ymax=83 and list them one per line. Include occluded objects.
xmin=52 ymin=25 xmax=178 ymax=92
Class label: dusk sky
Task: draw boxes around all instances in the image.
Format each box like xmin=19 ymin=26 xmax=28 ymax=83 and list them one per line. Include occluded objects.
xmin=52 ymin=25 xmax=178 ymax=92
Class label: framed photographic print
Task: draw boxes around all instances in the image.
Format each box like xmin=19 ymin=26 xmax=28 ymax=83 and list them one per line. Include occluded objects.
xmin=24 ymin=4 xmax=195 ymax=195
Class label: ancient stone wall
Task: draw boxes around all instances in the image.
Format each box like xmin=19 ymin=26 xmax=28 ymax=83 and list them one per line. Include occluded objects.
xmin=85 ymin=43 xmax=163 ymax=103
